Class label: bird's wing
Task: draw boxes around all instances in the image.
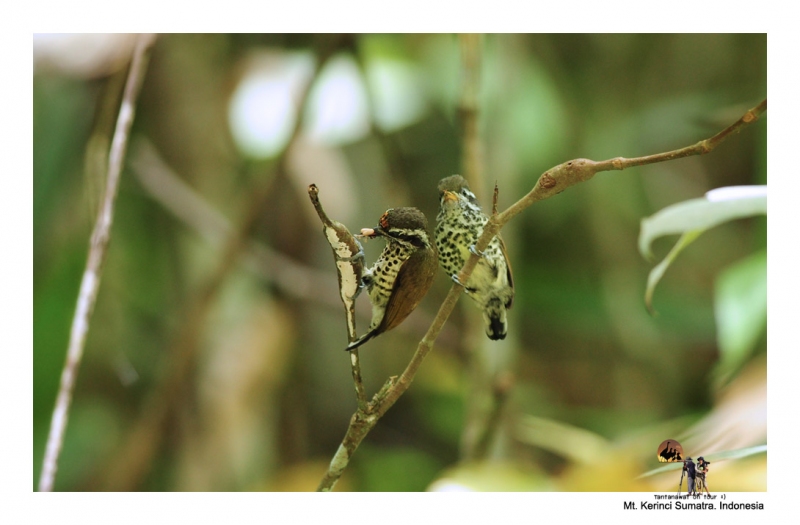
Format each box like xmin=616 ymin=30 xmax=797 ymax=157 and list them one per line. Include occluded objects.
xmin=498 ymin=234 xmax=514 ymax=309
xmin=380 ymin=248 xmax=437 ymax=334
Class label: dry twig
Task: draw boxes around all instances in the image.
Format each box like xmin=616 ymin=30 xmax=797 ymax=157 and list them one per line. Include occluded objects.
xmin=38 ymin=33 xmax=157 ymax=492
xmin=458 ymin=33 xmax=484 ymax=200
xmin=308 ymin=185 xmax=368 ymax=410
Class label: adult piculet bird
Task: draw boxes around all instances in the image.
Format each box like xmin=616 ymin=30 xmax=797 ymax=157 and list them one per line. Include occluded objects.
xmin=346 ymin=207 xmax=438 ymax=351
xmin=435 ymin=175 xmax=514 ymax=340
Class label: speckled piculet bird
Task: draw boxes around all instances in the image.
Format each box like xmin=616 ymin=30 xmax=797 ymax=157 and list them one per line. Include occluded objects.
xmin=435 ymin=175 xmax=514 ymax=340
xmin=346 ymin=207 xmax=438 ymax=351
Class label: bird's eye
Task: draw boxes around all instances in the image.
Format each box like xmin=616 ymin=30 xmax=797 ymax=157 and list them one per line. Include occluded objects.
xmin=379 ymin=212 xmax=390 ymax=229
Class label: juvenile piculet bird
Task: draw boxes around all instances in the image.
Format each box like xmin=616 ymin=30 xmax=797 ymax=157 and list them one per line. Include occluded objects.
xmin=435 ymin=175 xmax=514 ymax=340
xmin=346 ymin=207 xmax=438 ymax=351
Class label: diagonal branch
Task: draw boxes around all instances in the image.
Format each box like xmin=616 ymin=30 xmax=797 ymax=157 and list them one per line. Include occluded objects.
xmin=38 ymin=33 xmax=157 ymax=492
xmin=314 ymin=97 xmax=766 ymax=492
xmin=493 ymin=99 xmax=766 ymax=231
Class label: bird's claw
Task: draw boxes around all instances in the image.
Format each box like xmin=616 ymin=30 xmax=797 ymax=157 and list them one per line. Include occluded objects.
xmin=347 ymin=282 xmax=366 ymax=301
xmin=469 ymin=244 xmax=484 ymax=258
xmin=339 ymin=248 xmax=365 ymax=263
xmin=451 ymin=273 xmax=477 ymax=294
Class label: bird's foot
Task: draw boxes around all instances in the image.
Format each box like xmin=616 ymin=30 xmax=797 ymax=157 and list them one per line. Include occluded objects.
xmin=451 ymin=274 xmax=476 ymax=293
xmin=339 ymin=248 xmax=365 ymax=263
xmin=347 ymin=282 xmax=366 ymax=301
xmin=469 ymin=244 xmax=485 ymax=258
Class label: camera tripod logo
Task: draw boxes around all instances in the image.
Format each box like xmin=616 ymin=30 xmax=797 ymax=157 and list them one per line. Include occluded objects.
xmin=678 ymin=456 xmax=711 ymax=496
xmin=657 ymin=439 xmax=711 ymax=495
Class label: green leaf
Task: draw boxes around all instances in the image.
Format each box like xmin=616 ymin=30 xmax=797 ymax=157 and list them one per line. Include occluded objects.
xmin=638 ymin=186 xmax=767 ymax=260
xmin=638 ymin=186 xmax=767 ymax=312
xmin=713 ymin=250 xmax=767 ymax=384
xmin=644 ymin=230 xmax=703 ymax=314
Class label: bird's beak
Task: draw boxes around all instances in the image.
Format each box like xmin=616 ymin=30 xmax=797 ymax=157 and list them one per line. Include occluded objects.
xmin=442 ymin=190 xmax=458 ymax=203
xmin=372 ymin=223 xmax=389 ymax=237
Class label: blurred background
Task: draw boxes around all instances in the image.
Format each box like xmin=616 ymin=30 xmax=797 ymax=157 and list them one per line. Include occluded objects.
xmin=33 ymin=34 xmax=766 ymax=491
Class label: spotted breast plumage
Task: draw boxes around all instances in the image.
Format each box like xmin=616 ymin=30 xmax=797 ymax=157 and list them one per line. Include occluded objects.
xmin=346 ymin=207 xmax=438 ymax=351
xmin=435 ymin=175 xmax=514 ymax=340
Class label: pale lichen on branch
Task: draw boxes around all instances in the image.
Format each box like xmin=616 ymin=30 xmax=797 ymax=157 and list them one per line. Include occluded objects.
xmin=308 ymin=185 xmax=368 ymax=411
xmin=308 ymin=184 xmax=365 ymax=339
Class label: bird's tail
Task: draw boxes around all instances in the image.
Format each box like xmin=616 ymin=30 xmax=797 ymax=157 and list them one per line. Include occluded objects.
xmin=484 ymin=297 xmax=508 ymax=340
xmin=345 ymin=329 xmax=378 ymax=351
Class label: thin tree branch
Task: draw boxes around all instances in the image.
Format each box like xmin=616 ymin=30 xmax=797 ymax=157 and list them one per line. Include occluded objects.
xmin=493 ymin=98 xmax=767 ymax=231
xmin=492 ymin=182 xmax=499 ymax=216
xmin=590 ymin=99 xmax=768 ymax=172
xmin=308 ymin=185 xmax=368 ymax=410
xmin=38 ymin=33 xmax=157 ymax=492
xmin=314 ymin=97 xmax=766 ymax=492
xmin=458 ymin=33 xmax=484 ymax=201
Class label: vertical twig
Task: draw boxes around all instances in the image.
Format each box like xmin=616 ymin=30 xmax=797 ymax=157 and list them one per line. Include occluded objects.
xmin=492 ymin=182 xmax=499 ymax=216
xmin=38 ymin=34 xmax=157 ymax=492
xmin=308 ymin=185 xmax=368 ymax=410
xmin=458 ymin=33 xmax=483 ymax=201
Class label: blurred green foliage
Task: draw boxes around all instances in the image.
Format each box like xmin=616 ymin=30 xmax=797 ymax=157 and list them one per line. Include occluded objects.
xmin=33 ymin=34 xmax=766 ymax=491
